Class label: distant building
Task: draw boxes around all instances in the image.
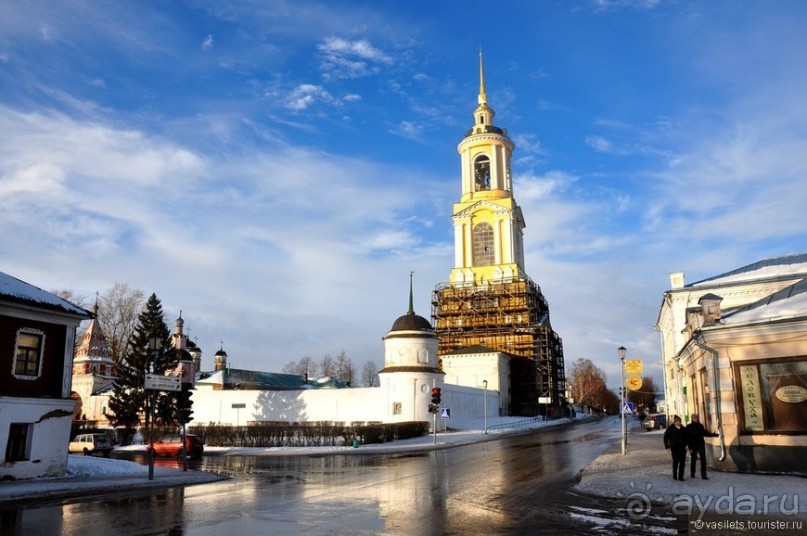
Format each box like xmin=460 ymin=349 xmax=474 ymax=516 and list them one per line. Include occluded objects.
xmin=1 ymin=271 xmax=91 ymax=480
xmin=70 ymin=299 xmax=115 ymax=426
xmin=432 ymin=52 xmax=565 ymax=416
xmin=440 ymin=345 xmax=510 ymax=416
xmin=656 ymin=253 xmax=807 ymax=473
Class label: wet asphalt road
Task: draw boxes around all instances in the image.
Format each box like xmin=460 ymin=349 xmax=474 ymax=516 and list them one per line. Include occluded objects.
xmin=2 ymin=418 xmax=678 ymax=535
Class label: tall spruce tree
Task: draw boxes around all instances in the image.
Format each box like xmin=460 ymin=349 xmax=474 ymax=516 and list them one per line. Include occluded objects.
xmin=108 ymin=293 xmax=172 ymax=431
xmin=155 ymin=348 xmax=195 ymax=426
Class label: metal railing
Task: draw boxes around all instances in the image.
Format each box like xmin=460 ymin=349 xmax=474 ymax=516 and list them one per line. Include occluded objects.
xmin=486 ymin=416 xmax=550 ymax=432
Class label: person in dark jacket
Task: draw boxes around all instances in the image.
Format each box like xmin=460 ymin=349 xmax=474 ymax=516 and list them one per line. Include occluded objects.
xmin=663 ymin=415 xmax=688 ymax=480
xmin=686 ymin=413 xmax=718 ymax=479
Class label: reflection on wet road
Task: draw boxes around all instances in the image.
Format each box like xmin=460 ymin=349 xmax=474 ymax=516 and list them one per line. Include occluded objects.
xmin=1 ymin=418 xmax=676 ymax=535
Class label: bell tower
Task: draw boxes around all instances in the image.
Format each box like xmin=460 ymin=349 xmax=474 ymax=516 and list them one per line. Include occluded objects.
xmin=450 ymin=51 xmax=527 ymax=285
xmin=433 ymin=52 xmax=566 ymax=416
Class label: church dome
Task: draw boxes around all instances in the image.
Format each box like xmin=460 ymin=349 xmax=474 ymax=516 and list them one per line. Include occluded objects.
xmin=390 ymin=311 xmax=433 ymax=332
xmin=176 ymin=348 xmax=194 ymax=361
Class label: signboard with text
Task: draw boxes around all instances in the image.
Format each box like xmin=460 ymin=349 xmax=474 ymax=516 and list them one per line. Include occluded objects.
xmin=145 ymin=374 xmax=181 ymax=392
xmin=625 ymin=360 xmax=643 ymax=375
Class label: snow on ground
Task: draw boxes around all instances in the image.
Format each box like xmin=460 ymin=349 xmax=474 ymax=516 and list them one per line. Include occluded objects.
xmin=66 ymin=455 xmax=149 ymax=477
xmin=575 ymin=427 xmax=807 ymax=517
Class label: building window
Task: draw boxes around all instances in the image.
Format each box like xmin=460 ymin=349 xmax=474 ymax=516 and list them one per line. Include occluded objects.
xmin=5 ymin=423 xmax=32 ymax=462
xmin=13 ymin=328 xmax=45 ymax=380
xmin=736 ymin=358 xmax=807 ymax=433
xmin=472 ymin=223 xmax=495 ymax=266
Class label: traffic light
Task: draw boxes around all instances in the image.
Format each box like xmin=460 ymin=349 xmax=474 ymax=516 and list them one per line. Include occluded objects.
xmin=428 ymin=404 xmax=437 ymax=414
xmin=177 ymin=383 xmax=194 ymax=424
xmin=431 ymin=387 xmax=442 ymax=406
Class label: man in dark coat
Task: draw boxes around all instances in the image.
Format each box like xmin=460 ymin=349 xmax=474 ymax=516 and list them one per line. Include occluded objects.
xmin=686 ymin=413 xmax=718 ymax=479
xmin=663 ymin=415 xmax=688 ymax=480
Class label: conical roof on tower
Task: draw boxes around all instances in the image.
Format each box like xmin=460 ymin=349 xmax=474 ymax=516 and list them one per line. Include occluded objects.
xmin=389 ymin=271 xmax=433 ymax=332
xmin=75 ymin=299 xmax=111 ymax=359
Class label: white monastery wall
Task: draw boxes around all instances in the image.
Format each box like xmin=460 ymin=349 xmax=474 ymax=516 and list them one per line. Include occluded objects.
xmin=192 ymin=383 xmax=499 ymax=427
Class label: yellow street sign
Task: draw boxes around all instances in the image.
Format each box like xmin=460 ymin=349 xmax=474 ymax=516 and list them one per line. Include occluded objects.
xmin=625 ymin=359 xmax=643 ymax=375
xmin=626 ymin=375 xmax=643 ymax=391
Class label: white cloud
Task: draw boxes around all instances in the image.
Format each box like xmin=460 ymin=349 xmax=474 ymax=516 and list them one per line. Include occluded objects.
xmin=389 ymin=120 xmax=422 ymax=139
xmin=0 ymin=105 xmax=449 ymax=370
xmin=586 ymin=135 xmax=616 ymax=153
xmin=201 ymin=34 xmax=214 ymax=50
xmin=319 ymin=37 xmax=392 ymax=63
xmin=512 ymin=133 xmax=543 ymax=156
xmin=285 ymin=84 xmax=336 ymax=111
xmin=318 ymin=37 xmax=392 ymax=80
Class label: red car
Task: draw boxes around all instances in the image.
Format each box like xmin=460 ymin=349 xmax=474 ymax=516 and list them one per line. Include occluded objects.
xmin=147 ymin=434 xmax=204 ymax=458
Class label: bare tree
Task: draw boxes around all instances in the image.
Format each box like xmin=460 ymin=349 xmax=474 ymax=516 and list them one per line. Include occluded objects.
xmin=627 ymin=375 xmax=660 ymax=414
xmin=318 ymin=354 xmax=336 ymax=378
xmin=281 ymin=355 xmax=316 ymax=379
xmin=569 ymin=358 xmax=609 ymax=410
xmin=361 ymin=360 xmax=380 ymax=387
xmin=50 ymin=289 xmax=90 ymax=310
xmin=50 ymin=289 xmax=91 ymax=353
xmin=333 ymin=350 xmax=356 ymax=386
xmin=98 ymin=282 xmax=146 ymax=362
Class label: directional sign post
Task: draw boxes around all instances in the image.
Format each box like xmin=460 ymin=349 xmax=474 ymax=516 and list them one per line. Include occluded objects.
xmin=144 ymin=374 xmax=181 ymax=392
xmin=232 ymin=403 xmax=246 ymax=426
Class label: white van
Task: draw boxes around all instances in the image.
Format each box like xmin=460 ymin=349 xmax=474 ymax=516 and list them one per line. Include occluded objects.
xmin=68 ymin=433 xmax=114 ymax=456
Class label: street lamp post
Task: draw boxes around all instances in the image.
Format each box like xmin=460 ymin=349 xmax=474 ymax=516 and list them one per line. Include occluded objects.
xmin=482 ymin=379 xmax=488 ymax=434
xmin=618 ymin=345 xmax=627 ymax=455
xmin=147 ymin=336 xmax=161 ymax=481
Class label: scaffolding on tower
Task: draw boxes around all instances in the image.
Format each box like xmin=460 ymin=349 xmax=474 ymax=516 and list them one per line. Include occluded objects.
xmin=431 ymin=278 xmax=566 ymax=416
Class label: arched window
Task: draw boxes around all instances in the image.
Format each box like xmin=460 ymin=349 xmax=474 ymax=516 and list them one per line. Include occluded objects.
xmin=474 ymin=155 xmax=491 ymax=191
xmin=472 ymin=223 xmax=495 ymax=266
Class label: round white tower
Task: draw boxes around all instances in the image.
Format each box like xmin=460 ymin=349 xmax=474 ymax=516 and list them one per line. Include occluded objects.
xmin=378 ymin=274 xmax=444 ymax=426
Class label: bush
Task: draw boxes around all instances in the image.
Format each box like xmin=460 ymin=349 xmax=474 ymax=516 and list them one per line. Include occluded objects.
xmin=188 ymin=421 xmax=429 ymax=448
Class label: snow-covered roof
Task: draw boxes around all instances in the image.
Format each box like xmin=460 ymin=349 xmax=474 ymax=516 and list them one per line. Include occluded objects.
xmin=0 ymin=271 xmax=90 ymax=317
xmin=196 ymin=368 xmax=348 ymax=390
xmin=720 ymin=278 xmax=807 ymax=325
xmin=690 ymin=253 xmax=807 ymax=287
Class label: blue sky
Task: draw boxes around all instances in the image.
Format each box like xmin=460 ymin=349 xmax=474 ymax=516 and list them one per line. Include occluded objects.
xmin=2 ymin=0 xmax=806 ymax=390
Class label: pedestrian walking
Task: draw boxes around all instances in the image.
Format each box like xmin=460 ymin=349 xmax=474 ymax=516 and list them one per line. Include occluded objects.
xmin=663 ymin=415 xmax=688 ymax=480
xmin=686 ymin=413 xmax=718 ymax=479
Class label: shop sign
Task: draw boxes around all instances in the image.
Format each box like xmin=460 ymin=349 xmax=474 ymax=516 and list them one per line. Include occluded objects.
xmin=739 ymin=365 xmax=764 ymax=431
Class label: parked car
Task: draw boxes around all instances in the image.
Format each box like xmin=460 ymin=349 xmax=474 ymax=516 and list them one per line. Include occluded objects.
xmin=69 ymin=433 xmax=114 ymax=456
xmin=642 ymin=413 xmax=667 ymax=431
xmin=146 ymin=434 xmax=204 ymax=458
